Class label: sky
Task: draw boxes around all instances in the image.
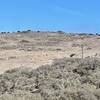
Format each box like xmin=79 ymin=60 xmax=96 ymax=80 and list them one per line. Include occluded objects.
xmin=0 ymin=0 xmax=100 ymax=33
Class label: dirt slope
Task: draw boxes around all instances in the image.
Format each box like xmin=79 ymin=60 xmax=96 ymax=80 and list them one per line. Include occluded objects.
xmin=0 ymin=32 xmax=99 ymax=73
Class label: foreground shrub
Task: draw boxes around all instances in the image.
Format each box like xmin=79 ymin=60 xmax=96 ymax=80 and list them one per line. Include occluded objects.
xmin=0 ymin=58 xmax=100 ymax=100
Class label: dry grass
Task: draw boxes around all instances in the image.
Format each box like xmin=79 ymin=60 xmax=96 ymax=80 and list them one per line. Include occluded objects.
xmin=0 ymin=32 xmax=100 ymax=99
xmin=0 ymin=93 xmax=43 ymax=100
xmin=0 ymin=58 xmax=100 ymax=99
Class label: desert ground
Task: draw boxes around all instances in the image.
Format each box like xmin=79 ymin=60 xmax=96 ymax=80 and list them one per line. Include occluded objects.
xmin=0 ymin=31 xmax=100 ymax=100
xmin=0 ymin=31 xmax=99 ymax=73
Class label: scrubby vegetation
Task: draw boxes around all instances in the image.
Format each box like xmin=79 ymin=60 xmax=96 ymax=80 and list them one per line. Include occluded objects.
xmin=0 ymin=57 xmax=100 ymax=100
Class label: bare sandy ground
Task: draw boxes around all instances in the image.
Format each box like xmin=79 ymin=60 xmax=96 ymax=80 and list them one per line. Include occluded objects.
xmin=0 ymin=32 xmax=100 ymax=73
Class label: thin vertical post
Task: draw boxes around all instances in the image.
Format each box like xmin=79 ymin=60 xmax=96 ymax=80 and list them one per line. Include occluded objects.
xmin=81 ymin=44 xmax=84 ymax=59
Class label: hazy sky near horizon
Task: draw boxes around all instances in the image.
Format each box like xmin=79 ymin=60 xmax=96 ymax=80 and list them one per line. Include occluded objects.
xmin=0 ymin=0 xmax=100 ymax=33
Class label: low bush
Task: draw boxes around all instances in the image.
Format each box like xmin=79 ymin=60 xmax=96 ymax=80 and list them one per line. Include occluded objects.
xmin=0 ymin=58 xmax=100 ymax=100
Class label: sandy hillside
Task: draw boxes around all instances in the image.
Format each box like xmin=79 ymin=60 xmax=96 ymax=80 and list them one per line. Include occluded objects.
xmin=0 ymin=31 xmax=100 ymax=73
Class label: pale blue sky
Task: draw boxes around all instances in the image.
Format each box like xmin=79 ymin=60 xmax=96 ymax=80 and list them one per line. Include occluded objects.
xmin=0 ymin=0 xmax=100 ymax=33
